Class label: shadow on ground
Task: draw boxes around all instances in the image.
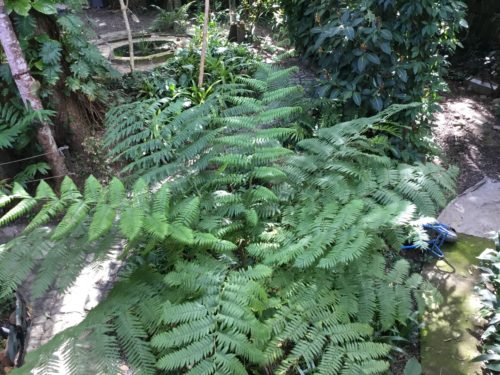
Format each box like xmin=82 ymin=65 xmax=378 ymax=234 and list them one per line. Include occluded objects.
xmin=434 ymin=86 xmax=500 ymax=193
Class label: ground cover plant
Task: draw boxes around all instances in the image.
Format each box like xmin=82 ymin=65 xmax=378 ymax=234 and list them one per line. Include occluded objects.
xmin=475 ymin=237 xmax=500 ymax=372
xmin=0 ymin=65 xmax=457 ymax=374
xmin=118 ymin=32 xmax=258 ymax=101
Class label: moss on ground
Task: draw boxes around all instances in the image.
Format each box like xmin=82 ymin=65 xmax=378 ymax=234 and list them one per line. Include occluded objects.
xmin=421 ymin=234 xmax=494 ymax=375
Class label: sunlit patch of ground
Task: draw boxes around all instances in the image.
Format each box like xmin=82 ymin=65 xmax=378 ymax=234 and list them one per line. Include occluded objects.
xmin=433 ymin=87 xmax=500 ymax=192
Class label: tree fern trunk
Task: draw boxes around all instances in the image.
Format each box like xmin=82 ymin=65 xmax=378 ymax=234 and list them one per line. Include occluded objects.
xmin=0 ymin=0 xmax=68 ymax=180
xmin=34 ymin=13 xmax=93 ymax=153
xmin=198 ymin=0 xmax=210 ymax=87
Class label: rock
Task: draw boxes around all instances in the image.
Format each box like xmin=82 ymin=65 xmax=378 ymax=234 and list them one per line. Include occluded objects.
xmin=493 ymin=98 xmax=500 ymax=106
xmin=480 ymin=95 xmax=488 ymax=99
xmin=493 ymin=125 xmax=500 ymax=131
xmin=25 ymin=245 xmax=123 ymax=357
xmin=0 ymin=226 xmax=24 ymax=243
xmin=439 ymin=178 xmax=500 ymax=238
xmin=467 ymin=77 xmax=498 ymax=96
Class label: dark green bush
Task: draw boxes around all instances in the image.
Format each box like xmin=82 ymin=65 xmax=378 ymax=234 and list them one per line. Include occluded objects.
xmin=282 ymin=0 xmax=467 ymax=118
xmin=150 ymin=2 xmax=192 ymax=33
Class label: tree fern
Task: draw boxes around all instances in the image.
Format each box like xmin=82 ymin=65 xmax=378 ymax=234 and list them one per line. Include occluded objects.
xmin=152 ymin=260 xmax=270 ymax=374
xmin=0 ymin=66 xmax=456 ymax=374
xmin=0 ymin=102 xmax=54 ymax=150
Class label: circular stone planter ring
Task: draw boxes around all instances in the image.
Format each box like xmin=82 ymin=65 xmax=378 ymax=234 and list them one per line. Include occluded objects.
xmin=110 ymin=35 xmax=191 ymax=66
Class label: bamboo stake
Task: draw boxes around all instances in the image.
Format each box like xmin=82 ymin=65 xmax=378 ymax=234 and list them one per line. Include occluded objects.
xmin=119 ymin=0 xmax=134 ymax=73
xmin=229 ymin=0 xmax=236 ymax=24
xmin=198 ymin=0 xmax=210 ymax=87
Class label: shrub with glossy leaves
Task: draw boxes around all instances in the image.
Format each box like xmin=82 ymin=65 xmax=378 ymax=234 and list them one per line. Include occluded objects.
xmin=282 ymin=0 xmax=468 ymax=118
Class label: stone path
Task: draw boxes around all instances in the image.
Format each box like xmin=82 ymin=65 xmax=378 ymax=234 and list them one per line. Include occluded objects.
xmin=26 ymin=246 xmax=123 ymax=352
xmin=0 ymin=226 xmax=123 ymax=356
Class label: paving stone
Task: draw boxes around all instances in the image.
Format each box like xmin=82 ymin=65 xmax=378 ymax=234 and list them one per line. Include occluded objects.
xmin=438 ymin=178 xmax=500 ymax=238
xmin=24 ymin=246 xmax=124 ymax=355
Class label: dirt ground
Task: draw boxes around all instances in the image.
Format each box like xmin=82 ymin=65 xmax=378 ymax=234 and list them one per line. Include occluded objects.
xmin=434 ymin=81 xmax=500 ymax=193
xmin=84 ymin=8 xmax=157 ymax=36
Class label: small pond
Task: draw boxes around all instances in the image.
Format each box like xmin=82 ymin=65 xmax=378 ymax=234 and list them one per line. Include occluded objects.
xmin=113 ymin=39 xmax=177 ymax=58
xmin=107 ymin=36 xmax=190 ymax=69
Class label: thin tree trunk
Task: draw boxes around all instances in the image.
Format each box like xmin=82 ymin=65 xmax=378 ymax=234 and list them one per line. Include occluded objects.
xmin=198 ymin=0 xmax=210 ymax=87
xmin=229 ymin=0 xmax=236 ymax=24
xmin=119 ymin=0 xmax=134 ymax=73
xmin=0 ymin=0 xmax=68 ymax=180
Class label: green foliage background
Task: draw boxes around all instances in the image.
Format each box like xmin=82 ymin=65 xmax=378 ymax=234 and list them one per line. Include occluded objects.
xmin=282 ymin=0 xmax=467 ymax=114
xmin=475 ymin=239 xmax=500 ymax=372
xmin=281 ymin=0 xmax=467 ymax=162
xmin=0 ymin=0 xmax=468 ymax=373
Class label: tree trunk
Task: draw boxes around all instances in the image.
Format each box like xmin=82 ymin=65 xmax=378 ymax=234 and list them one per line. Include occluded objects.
xmin=229 ymin=0 xmax=236 ymax=24
xmin=0 ymin=0 xmax=68 ymax=180
xmin=119 ymin=0 xmax=135 ymax=73
xmin=35 ymin=13 xmax=93 ymax=153
xmin=198 ymin=0 xmax=210 ymax=87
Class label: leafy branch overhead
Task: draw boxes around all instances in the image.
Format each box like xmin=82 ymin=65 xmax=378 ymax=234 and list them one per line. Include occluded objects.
xmin=0 ymin=66 xmax=455 ymax=374
xmin=4 ymin=0 xmax=58 ymax=17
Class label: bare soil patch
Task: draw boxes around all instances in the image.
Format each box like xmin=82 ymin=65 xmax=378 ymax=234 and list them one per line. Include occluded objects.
xmin=84 ymin=8 xmax=157 ymax=36
xmin=433 ymin=82 xmax=500 ymax=193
